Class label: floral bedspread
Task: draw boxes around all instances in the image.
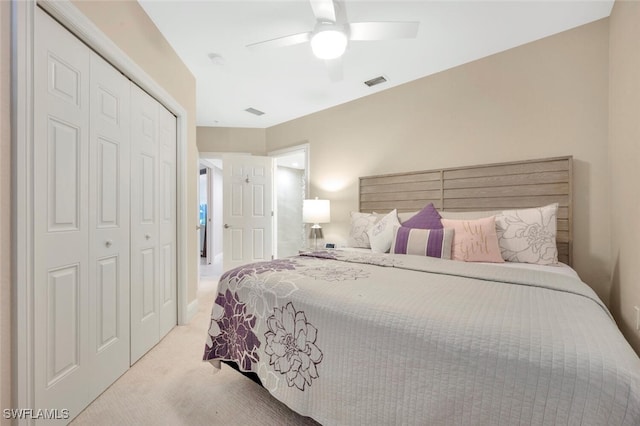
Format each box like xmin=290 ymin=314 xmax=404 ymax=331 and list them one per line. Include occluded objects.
xmin=203 ymin=250 xmax=640 ymax=425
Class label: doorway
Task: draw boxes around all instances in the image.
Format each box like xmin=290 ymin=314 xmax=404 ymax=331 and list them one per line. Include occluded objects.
xmin=269 ymin=144 xmax=309 ymax=258
xmin=198 ymin=158 xmax=223 ymax=281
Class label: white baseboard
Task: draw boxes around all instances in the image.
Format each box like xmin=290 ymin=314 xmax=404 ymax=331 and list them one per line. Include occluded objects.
xmin=186 ymin=299 xmax=199 ymax=323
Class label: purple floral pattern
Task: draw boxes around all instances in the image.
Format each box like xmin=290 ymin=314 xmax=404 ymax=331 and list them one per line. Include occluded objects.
xmin=204 ymin=289 xmax=261 ymax=371
xmin=265 ymin=303 xmax=323 ymax=390
xmin=222 ymin=258 xmax=298 ymax=282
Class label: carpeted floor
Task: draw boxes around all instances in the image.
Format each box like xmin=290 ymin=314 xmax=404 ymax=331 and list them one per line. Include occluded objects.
xmin=71 ymin=276 xmax=319 ymax=426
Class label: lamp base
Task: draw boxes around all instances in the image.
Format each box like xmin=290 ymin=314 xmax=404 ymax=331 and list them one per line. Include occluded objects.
xmin=309 ymin=224 xmax=323 ymax=251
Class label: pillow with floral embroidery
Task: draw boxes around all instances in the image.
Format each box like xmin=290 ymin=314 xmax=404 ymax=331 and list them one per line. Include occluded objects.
xmin=347 ymin=212 xmax=379 ymax=248
xmin=495 ymin=203 xmax=558 ymax=265
xmin=366 ymin=209 xmax=400 ymax=253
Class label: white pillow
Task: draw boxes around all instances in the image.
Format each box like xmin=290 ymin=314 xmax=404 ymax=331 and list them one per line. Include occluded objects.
xmin=439 ymin=210 xmax=500 ymax=220
xmin=366 ymin=209 xmax=401 ymax=253
xmin=495 ymin=203 xmax=558 ymax=265
xmin=347 ymin=212 xmax=379 ymax=248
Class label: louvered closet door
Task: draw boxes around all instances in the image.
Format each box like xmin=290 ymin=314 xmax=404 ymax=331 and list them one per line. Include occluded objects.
xmin=34 ymin=7 xmax=92 ymax=419
xmin=87 ymin=51 xmax=131 ymax=396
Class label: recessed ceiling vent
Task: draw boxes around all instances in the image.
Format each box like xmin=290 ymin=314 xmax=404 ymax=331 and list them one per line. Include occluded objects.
xmin=364 ymin=76 xmax=388 ymax=87
xmin=245 ymin=107 xmax=265 ymax=116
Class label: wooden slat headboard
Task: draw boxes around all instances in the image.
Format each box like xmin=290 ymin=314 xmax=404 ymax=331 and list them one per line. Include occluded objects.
xmin=359 ymin=156 xmax=573 ymax=265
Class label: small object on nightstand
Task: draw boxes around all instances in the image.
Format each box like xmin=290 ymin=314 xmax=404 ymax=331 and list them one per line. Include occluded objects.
xmin=325 ymin=243 xmax=335 ymax=249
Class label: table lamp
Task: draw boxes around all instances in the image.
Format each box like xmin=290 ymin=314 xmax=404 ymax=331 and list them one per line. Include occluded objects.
xmin=303 ymin=197 xmax=331 ymax=250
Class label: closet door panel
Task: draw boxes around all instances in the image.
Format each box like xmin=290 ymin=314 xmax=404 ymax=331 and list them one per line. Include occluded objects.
xmin=158 ymin=105 xmax=177 ymax=337
xmin=88 ymin=51 xmax=131 ymax=396
xmin=130 ymin=84 xmax=161 ymax=363
xmin=34 ymin=7 xmax=91 ymax=420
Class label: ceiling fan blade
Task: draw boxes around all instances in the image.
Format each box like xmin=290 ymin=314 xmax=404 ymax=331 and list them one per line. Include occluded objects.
xmin=348 ymin=22 xmax=419 ymax=41
xmin=247 ymin=32 xmax=311 ymax=50
xmin=310 ymin=0 xmax=337 ymax=23
xmin=324 ymin=58 xmax=343 ymax=82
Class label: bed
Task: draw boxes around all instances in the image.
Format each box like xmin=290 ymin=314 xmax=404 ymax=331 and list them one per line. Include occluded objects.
xmin=203 ymin=156 xmax=640 ymax=425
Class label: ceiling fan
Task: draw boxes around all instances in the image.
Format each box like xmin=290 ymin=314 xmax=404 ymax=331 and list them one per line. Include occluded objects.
xmin=246 ymin=0 xmax=419 ymax=81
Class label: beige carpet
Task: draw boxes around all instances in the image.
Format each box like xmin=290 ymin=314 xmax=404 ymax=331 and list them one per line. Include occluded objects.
xmin=71 ymin=277 xmax=319 ymax=426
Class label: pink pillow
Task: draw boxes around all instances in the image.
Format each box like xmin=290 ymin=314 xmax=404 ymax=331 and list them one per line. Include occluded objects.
xmin=441 ymin=217 xmax=504 ymax=263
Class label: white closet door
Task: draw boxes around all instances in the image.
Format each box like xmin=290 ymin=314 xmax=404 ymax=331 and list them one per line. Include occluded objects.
xmin=87 ymin=51 xmax=131 ymax=395
xmin=34 ymin=7 xmax=91 ymax=419
xmin=130 ymin=84 xmax=161 ymax=363
xmin=158 ymin=106 xmax=177 ymax=337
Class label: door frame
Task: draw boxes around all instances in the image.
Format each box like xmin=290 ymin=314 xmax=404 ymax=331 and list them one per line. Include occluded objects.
xmin=12 ymin=0 xmax=190 ymax=416
xmin=268 ymin=143 xmax=310 ymax=197
xmin=268 ymin=143 xmax=310 ymax=257
xmin=199 ymin=159 xmax=218 ymax=266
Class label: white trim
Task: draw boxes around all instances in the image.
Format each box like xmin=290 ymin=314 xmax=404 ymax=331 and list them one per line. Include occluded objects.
xmin=186 ymin=299 xmax=199 ymax=323
xmin=12 ymin=1 xmax=36 ymax=419
xmin=12 ymin=0 xmax=191 ymax=417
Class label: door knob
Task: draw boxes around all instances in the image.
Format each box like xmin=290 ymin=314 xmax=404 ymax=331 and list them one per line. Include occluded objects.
xmin=145 ymin=234 xmax=151 ymax=240
xmin=105 ymin=240 xmax=113 ymax=247
xmin=224 ymin=224 xmax=230 ymax=229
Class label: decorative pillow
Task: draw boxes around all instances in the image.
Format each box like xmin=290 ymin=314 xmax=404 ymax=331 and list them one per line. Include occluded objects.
xmin=495 ymin=203 xmax=558 ymax=265
xmin=398 ymin=211 xmax=418 ymax=224
xmin=441 ymin=217 xmax=504 ymax=263
xmin=401 ymin=203 xmax=443 ymax=229
xmin=366 ymin=209 xmax=401 ymax=253
xmin=390 ymin=226 xmax=454 ymax=259
xmin=347 ymin=212 xmax=379 ymax=248
xmin=439 ymin=210 xmax=500 ymax=220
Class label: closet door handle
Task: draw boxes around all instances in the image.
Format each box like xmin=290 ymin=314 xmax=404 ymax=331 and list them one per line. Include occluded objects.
xmin=224 ymin=224 xmax=230 ymax=229
xmin=145 ymin=234 xmax=151 ymax=240
xmin=105 ymin=240 xmax=113 ymax=248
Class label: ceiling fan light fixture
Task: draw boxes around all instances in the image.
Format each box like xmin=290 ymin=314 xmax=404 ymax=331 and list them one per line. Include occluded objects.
xmin=310 ymin=29 xmax=347 ymax=60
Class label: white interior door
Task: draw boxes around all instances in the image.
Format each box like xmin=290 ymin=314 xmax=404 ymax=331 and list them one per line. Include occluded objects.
xmin=34 ymin=7 xmax=91 ymax=418
xmin=87 ymin=50 xmax=131 ymax=397
xmin=130 ymin=84 xmax=160 ymax=363
xmin=223 ymin=155 xmax=274 ymax=272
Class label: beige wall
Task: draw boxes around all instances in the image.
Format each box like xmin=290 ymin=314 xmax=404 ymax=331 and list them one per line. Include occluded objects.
xmin=1 ymin=0 xmax=11 ymax=422
xmin=197 ymin=126 xmax=266 ymax=155
xmin=71 ymin=1 xmax=200 ymax=303
xmin=267 ymin=19 xmax=611 ymax=302
xmin=608 ymin=0 xmax=640 ymax=353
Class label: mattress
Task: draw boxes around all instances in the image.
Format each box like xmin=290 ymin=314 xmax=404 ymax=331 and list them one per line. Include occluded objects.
xmin=203 ymin=250 xmax=640 ymax=425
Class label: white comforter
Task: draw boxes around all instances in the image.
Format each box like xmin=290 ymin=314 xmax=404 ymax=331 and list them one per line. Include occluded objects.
xmin=204 ymin=250 xmax=640 ymax=425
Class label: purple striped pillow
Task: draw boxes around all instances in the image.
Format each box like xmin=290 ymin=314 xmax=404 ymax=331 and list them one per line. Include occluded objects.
xmin=391 ymin=226 xmax=454 ymax=259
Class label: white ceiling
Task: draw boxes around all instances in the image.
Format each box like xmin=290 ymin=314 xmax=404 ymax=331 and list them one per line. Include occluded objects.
xmin=138 ymin=0 xmax=613 ymax=129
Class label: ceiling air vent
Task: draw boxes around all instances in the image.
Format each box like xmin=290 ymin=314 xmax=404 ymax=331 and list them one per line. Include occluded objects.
xmin=245 ymin=107 xmax=265 ymax=116
xmin=364 ymin=76 xmax=388 ymax=87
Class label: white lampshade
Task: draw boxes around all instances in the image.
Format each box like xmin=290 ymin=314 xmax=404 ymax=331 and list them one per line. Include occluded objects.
xmin=303 ymin=198 xmax=331 ymax=224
